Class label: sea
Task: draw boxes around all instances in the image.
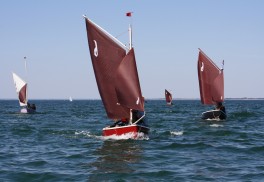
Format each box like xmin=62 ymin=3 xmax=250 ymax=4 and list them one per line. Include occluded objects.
xmin=1 ymin=99 xmax=264 ymax=181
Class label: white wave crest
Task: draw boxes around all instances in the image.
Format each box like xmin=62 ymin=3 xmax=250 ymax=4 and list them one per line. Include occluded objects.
xmin=75 ymin=131 xmax=102 ymax=139
xmin=75 ymin=131 xmax=149 ymax=140
xmin=103 ymin=132 xmax=149 ymax=141
xmin=210 ymin=124 xmax=223 ymax=127
xmin=170 ymin=131 xmax=184 ymax=136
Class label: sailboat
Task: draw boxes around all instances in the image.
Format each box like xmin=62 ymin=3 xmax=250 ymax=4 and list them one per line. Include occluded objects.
xmin=69 ymin=96 xmax=73 ymax=102
xmin=165 ymin=89 xmax=173 ymax=105
xmin=197 ymin=48 xmax=226 ymax=120
xmin=12 ymin=72 xmax=36 ymax=113
xmin=84 ymin=16 xmax=149 ymax=138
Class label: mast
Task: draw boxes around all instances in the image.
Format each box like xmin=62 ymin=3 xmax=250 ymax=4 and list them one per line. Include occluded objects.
xmin=24 ymin=56 xmax=27 ymax=77
xmin=129 ymin=24 xmax=132 ymax=50
xmin=126 ymin=12 xmax=133 ymax=50
xmin=24 ymin=56 xmax=28 ymax=104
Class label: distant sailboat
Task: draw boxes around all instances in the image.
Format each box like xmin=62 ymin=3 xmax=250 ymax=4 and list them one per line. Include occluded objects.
xmin=197 ymin=48 xmax=226 ymax=120
xmin=165 ymin=89 xmax=173 ymax=105
xmin=84 ymin=15 xmax=149 ymax=138
xmin=69 ymin=96 xmax=73 ymax=102
xmin=12 ymin=72 xmax=36 ymax=113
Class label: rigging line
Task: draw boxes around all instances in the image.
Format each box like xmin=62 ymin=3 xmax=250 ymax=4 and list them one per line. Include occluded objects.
xmin=115 ymin=30 xmax=128 ymax=39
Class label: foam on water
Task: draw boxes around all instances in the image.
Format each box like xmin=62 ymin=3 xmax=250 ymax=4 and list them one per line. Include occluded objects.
xmin=75 ymin=130 xmax=149 ymax=140
xmin=210 ymin=124 xmax=224 ymax=127
xmin=102 ymin=132 xmax=149 ymax=141
xmin=170 ymin=131 xmax=184 ymax=136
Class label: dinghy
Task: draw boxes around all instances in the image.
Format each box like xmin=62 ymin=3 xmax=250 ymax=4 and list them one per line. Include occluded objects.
xmin=12 ymin=72 xmax=36 ymax=113
xmin=197 ymin=48 xmax=226 ymax=120
xmin=84 ymin=14 xmax=149 ymax=138
xmin=165 ymin=89 xmax=173 ymax=105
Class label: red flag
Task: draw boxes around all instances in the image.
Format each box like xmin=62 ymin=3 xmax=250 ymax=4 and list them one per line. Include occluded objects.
xmin=126 ymin=12 xmax=132 ymax=17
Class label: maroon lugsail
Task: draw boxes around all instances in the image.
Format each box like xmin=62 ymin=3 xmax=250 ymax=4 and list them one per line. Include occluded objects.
xmin=115 ymin=48 xmax=144 ymax=112
xmin=19 ymin=84 xmax=27 ymax=105
xmin=85 ymin=18 xmax=130 ymax=119
xmin=85 ymin=18 xmax=145 ymax=120
xmin=197 ymin=48 xmax=224 ymax=105
xmin=165 ymin=89 xmax=172 ymax=104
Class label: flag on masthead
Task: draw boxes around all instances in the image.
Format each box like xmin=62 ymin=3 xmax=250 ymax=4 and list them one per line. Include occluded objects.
xmin=126 ymin=12 xmax=132 ymax=17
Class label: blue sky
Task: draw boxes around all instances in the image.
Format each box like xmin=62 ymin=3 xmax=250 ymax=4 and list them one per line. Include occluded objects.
xmin=1 ymin=1 xmax=263 ymax=99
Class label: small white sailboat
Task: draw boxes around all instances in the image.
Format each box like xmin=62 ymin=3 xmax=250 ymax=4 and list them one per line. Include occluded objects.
xmin=12 ymin=57 xmax=36 ymax=113
xmin=12 ymin=72 xmax=36 ymax=113
xmin=69 ymin=96 xmax=73 ymax=102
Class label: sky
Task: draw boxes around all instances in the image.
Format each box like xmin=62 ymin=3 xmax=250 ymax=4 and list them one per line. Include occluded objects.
xmin=1 ymin=0 xmax=264 ymax=100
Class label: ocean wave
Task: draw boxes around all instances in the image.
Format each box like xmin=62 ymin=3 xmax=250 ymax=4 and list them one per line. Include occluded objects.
xmin=102 ymin=132 xmax=149 ymax=141
xmin=210 ymin=124 xmax=224 ymax=127
xmin=170 ymin=131 xmax=184 ymax=136
xmin=75 ymin=130 xmax=149 ymax=141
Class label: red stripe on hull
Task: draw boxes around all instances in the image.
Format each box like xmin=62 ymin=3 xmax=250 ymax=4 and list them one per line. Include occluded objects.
xmin=103 ymin=124 xmax=149 ymax=138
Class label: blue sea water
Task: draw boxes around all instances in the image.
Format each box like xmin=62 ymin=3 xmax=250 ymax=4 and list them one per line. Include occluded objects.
xmin=0 ymin=99 xmax=264 ymax=181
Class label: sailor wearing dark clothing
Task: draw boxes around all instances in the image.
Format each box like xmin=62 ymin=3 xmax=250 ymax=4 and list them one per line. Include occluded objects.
xmin=27 ymin=102 xmax=36 ymax=111
xmin=110 ymin=118 xmax=128 ymax=127
xmin=216 ymin=102 xmax=225 ymax=112
xmin=31 ymin=104 xmax=36 ymax=110
xmin=215 ymin=102 xmax=226 ymax=120
xmin=131 ymin=110 xmax=146 ymax=125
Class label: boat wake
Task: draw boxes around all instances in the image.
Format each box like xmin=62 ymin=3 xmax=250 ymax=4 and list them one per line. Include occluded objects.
xmin=205 ymin=118 xmax=221 ymax=121
xmin=103 ymin=132 xmax=149 ymax=141
xmin=75 ymin=131 xmax=102 ymax=140
xmin=75 ymin=131 xmax=149 ymax=140
xmin=170 ymin=131 xmax=184 ymax=136
xmin=210 ymin=124 xmax=224 ymax=128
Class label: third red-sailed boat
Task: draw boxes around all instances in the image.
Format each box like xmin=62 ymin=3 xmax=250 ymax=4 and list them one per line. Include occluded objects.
xmin=165 ymin=89 xmax=173 ymax=105
xmin=84 ymin=14 xmax=149 ymax=138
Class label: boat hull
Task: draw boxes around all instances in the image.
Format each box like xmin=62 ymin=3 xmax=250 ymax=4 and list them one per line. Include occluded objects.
xmin=20 ymin=108 xmax=36 ymax=114
xmin=103 ymin=124 xmax=149 ymax=138
xmin=202 ymin=110 xmax=226 ymax=120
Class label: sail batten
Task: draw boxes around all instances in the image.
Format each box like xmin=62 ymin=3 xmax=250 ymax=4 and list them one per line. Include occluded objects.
xmin=197 ymin=49 xmax=224 ymax=105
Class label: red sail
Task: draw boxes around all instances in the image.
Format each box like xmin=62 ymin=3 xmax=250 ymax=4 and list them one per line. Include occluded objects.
xmin=197 ymin=49 xmax=224 ymax=105
xmin=85 ymin=18 xmax=130 ymax=119
xmin=19 ymin=84 xmax=27 ymax=105
xmin=165 ymin=89 xmax=172 ymax=103
xmin=115 ymin=48 xmax=144 ymax=111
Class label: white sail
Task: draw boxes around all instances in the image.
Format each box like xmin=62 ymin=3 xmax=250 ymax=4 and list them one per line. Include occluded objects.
xmin=12 ymin=72 xmax=27 ymax=106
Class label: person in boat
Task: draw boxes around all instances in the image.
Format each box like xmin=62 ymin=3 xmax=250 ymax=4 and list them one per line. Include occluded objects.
xmin=31 ymin=104 xmax=36 ymax=110
xmin=215 ymin=102 xmax=225 ymax=112
xmin=27 ymin=102 xmax=36 ymax=111
xmin=131 ymin=110 xmax=145 ymax=124
xmin=110 ymin=118 xmax=128 ymax=127
xmin=215 ymin=102 xmax=226 ymax=119
xmin=27 ymin=102 xmax=31 ymax=109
